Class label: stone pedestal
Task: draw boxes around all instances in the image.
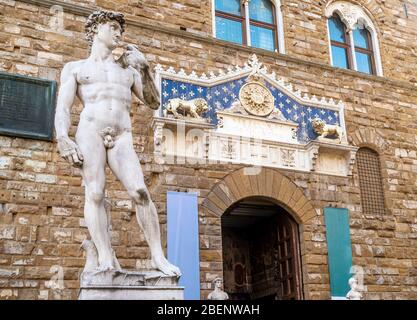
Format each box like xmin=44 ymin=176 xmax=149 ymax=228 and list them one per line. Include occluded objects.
xmin=78 ymin=270 xmax=184 ymax=300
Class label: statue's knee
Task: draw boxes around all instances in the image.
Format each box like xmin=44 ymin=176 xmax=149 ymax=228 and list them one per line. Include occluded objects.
xmin=87 ymin=190 xmax=105 ymax=203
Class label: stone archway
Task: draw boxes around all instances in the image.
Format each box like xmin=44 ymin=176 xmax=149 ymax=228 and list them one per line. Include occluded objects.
xmin=202 ymin=167 xmax=316 ymax=224
xmin=350 ymin=127 xmax=387 ymax=153
xmin=200 ymin=167 xmax=322 ymax=300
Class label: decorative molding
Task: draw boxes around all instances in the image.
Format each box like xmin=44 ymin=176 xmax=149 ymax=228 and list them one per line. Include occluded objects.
xmin=347 ymin=148 xmax=358 ymax=176
xmin=211 ymin=0 xmax=216 ymax=37
xmin=281 ymin=149 xmax=296 ymax=167
xmin=309 ymin=144 xmax=320 ymax=172
xmin=325 ymin=1 xmax=374 ymax=32
xmin=152 ymin=114 xmax=358 ymax=177
xmin=155 ymin=54 xmax=346 ymax=111
xmin=215 ymin=109 xmax=299 ymax=144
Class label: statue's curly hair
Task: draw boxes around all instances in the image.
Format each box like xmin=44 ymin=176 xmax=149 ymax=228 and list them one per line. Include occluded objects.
xmin=85 ymin=10 xmax=125 ymax=44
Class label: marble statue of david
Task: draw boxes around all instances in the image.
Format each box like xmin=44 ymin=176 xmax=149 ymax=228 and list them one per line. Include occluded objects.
xmin=54 ymin=10 xmax=181 ymax=276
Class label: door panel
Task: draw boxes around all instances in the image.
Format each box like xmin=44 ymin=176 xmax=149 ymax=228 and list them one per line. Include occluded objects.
xmin=276 ymin=214 xmax=303 ymax=300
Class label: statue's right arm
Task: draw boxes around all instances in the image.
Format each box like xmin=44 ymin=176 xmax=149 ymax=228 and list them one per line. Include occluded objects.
xmin=55 ymin=63 xmax=76 ymax=140
xmin=54 ymin=62 xmax=84 ymax=167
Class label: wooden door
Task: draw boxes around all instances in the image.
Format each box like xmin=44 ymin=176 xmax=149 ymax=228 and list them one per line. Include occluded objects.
xmin=275 ymin=213 xmax=303 ymax=300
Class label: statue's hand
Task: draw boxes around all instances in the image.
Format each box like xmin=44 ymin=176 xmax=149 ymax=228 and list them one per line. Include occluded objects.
xmin=124 ymin=44 xmax=149 ymax=70
xmin=57 ymin=136 xmax=84 ymax=167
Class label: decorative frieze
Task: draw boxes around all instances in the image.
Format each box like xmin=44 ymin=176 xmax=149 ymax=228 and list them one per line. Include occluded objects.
xmin=155 ymin=54 xmax=345 ymax=110
xmin=153 ymin=55 xmax=357 ymax=176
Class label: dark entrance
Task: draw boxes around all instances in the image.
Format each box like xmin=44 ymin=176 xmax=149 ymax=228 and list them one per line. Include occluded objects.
xmin=221 ymin=197 xmax=303 ymax=300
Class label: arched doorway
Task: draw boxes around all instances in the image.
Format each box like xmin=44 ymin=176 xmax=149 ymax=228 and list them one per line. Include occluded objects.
xmin=201 ymin=167 xmax=319 ymax=300
xmin=221 ymin=196 xmax=303 ymax=300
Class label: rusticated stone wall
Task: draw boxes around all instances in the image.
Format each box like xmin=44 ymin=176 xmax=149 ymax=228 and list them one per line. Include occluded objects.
xmin=0 ymin=0 xmax=417 ymax=300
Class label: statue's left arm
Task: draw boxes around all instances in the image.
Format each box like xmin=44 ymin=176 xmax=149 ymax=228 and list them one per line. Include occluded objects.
xmin=124 ymin=44 xmax=160 ymax=110
xmin=133 ymin=67 xmax=160 ymax=110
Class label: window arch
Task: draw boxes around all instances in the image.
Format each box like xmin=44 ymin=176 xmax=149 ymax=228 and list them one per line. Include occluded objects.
xmin=325 ymin=1 xmax=383 ymax=76
xmin=213 ymin=0 xmax=285 ymax=53
xmin=356 ymin=147 xmax=386 ymax=215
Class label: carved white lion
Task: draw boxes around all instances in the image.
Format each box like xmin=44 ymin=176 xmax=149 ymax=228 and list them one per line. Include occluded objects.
xmin=163 ymin=98 xmax=209 ymax=119
xmin=312 ymin=118 xmax=344 ymax=143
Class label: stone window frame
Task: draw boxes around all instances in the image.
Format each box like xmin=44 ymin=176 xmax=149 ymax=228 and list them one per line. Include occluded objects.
xmin=350 ymin=127 xmax=391 ymax=216
xmin=356 ymin=146 xmax=387 ymax=216
xmin=211 ymin=0 xmax=286 ymax=54
xmin=325 ymin=1 xmax=383 ymax=76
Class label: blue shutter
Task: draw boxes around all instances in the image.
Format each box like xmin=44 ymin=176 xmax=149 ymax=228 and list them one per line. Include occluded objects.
xmin=167 ymin=191 xmax=200 ymax=300
xmin=324 ymin=208 xmax=353 ymax=298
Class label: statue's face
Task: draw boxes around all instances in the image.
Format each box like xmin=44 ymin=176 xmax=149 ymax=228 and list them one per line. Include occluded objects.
xmin=95 ymin=21 xmax=122 ymax=49
xmin=197 ymin=100 xmax=208 ymax=112
xmin=349 ymin=278 xmax=358 ymax=289
xmin=313 ymin=119 xmax=324 ymax=131
xmin=215 ymin=279 xmax=222 ymax=289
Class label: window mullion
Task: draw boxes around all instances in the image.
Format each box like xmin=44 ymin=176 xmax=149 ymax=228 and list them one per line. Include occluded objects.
xmin=243 ymin=0 xmax=251 ymax=46
xmin=348 ymin=31 xmax=358 ymax=71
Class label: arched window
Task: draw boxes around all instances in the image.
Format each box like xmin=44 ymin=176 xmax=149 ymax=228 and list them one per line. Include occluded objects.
xmin=213 ymin=0 xmax=285 ymax=53
xmin=356 ymin=147 xmax=386 ymax=215
xmin=326 ymin=2 xmax=383 ymax=76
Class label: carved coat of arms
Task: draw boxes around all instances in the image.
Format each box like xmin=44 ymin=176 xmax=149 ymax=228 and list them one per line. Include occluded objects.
xmin=239 ymin=82 xmax=275 ymax=117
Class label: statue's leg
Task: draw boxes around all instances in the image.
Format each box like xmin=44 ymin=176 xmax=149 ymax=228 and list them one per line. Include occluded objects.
xmin=107 ymin=132 xmax=181 ymax=277
xmin=76 ymin=129 xmax=115 ymax=271
xmin=191 ymin=110 xmax=200 ymax=119
xmin=171 ymin=105 xmax=181 ymax=118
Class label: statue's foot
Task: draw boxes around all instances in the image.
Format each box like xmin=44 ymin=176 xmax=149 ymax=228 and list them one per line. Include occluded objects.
xmin=94 ymin=260 xmax=115 ymax=274
xmin=152 ymin=255 xmax=181 ymax=277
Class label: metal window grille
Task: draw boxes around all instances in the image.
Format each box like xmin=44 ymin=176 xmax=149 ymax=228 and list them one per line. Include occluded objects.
xmin=356 ymin=147 xmax=386 ymax=215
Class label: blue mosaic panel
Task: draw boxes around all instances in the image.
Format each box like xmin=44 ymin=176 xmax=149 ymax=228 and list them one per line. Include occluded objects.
xmin=264 ymin=81 xmax=340 ymax=142
xmin=160 ymin=77 xmax=341 ymax=143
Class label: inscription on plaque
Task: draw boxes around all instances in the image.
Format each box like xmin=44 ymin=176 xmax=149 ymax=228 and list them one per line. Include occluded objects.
xmin=0 ymin=72 xmax=57 ymax=141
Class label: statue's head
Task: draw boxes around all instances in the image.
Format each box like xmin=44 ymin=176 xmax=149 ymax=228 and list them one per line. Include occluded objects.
xmin=212 ymin=277 xmax=223 ymax=289
xmin=311 ymin=118 xmax=325 ymax=134
xmin=348 ymin=277 xmax=358 ymax=289
xmin=195 ymin=98 xmax=209 ymax=113
xmin=85 ymin=10 xmax=126 ymax=49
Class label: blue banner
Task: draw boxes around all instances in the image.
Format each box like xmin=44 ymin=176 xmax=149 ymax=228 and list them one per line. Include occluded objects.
xmin=324 ymin=207 xmax=353 ymax=298
xmin=167 ymin=191 xmax=200 ymax=300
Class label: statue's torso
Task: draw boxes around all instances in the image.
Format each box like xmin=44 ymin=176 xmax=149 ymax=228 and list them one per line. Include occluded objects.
xmin=208 ymin=290 xmax=229 ymax=300
xmin=71 ymin=58 xmax=136 ymax=133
